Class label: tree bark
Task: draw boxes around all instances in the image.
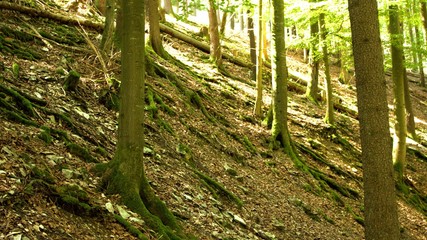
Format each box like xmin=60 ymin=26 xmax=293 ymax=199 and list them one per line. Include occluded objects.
xmin=100 ymin=0 xmax=116 ymax=53
xmin=271 ymin=0 xmax=297 ymax=159
xmin=208 ymin=0 xmax=223 ymax=67
xmin=319 ymin=13 xmax=334 ymax=125
xmin=0 ymin=1 xmax=104 ymax=32
xmin=254 ymin=0 xmax=263 ymax=117
xmin=389 ymin=5 xmax=407 ymax=181
xmin=163 ymin=0 xmax=173 ymax=15
xmin=247 ymin=10 xmax=257 ymax=82
xmin=148 ymin=0 xmax=166 ymax=57
xmin=415 ymin=26 xmax=426 ymax=87
xmin=102 ymin=0 xmax=183 ymax=238
xmin=403 ymin=66 xmax=417 ymax=139
xmin=306 ymin=0 xmax=320 ymax=102
xmin=348 ymin=0 xmax=400 ymax=239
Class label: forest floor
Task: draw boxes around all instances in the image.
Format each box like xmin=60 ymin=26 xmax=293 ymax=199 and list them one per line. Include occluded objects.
xmin=0 ymin=2 xmax=426 ymax=240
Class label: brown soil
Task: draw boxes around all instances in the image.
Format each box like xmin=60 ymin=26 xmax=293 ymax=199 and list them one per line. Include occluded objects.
xmin=0 ymin=2 xmax=426 ymax=240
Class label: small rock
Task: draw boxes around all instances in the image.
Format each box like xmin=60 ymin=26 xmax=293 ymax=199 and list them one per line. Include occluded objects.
xmin=105 ymin=202 xmax=114 ymax=214
xmin=62 ymin=169 xmax=74 ymax=179
xmin=116 ymin=205 xmax=130 ymax=219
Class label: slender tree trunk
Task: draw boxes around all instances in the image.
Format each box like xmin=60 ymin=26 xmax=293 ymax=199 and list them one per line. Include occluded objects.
xmin=389 ymin=5 xmax=407 ymax=181
xmin=348 ymin=0 xmax=400 ymax=239
xmin=421 ymin=2 xmax=427 ymax=43
xmin=403 ymin=65 xmax=417 ymax=139
xmin=100 ymin=0 xmax=116 ymax=53
xmin=262 ymin=11 xmax=270 ymax=62
xmin=148 ymin=0 xmax=166 ymax=57
xmin=319 ymin=13 xmax=334 ymax=124
xmin=230 ymin=12 xmax=235 ymax=30
xmin=271 ymin=0 xmax=296 ymax=159
xmin=115 ymin=0 xmax=123 ymax=48
xmin=415 ymin=26 xmax=426 ymax=87
xmin=406 ymin=2 xmax=418 ymax=71
xmin=208 ymin=0 xmax=223 ymax=67
xmin=306 ymin=0 xmax=320 ymax=102
xmin=219 ymin=1 xmax=229 ymax=36
xmin=163 ymin=0 xmax=173 ymax=15
xmin=240 ymin=6 xmax=245 ymax=30
xmin=248 ymin=10 xmax=257 ymax=82
xmin=254 ymin=0 xmax=263 ymax=117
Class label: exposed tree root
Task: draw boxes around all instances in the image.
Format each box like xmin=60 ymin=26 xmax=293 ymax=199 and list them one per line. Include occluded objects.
xmin=396 ymin=179 xmax=427 ymax=216
xmin=194 ymin=169 xmax=243 ymax=208
xmin=0 ymin=81 xmax=102 ymax=163
xmin=187 ymin=125 xmax=245 ymax=163
xmin=98 ymin=159 xmax=190 ymax=240
xmin=295 ymin=142 xmax=361 ymax=183
xmin=114 ymin=214 xmax=149 ymax=240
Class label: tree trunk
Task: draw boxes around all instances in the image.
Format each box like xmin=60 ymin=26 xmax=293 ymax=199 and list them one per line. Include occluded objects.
xmin=240 ymin=6 xmax=245 ymax=30
xmin=306 ymin=0 xmax=320 ymax=102
xmin=100 ymin=0 xmax=116 ymax=53
xmin=148 ymin=0 xmax=166 ymax=57
xmin=102 ymin=0 xmax=183 ymax=238
xmin=389 ymin=5 xmax=407 ymax=181
xmin=248 ymin=10 xmax=257 ymax=82
xmin=163 ymin=0 xmax=173 ymax=15
xmin=415 ymin=26 xmax=426 ymax=87
xmin=115 ymin=0 xmax=123 ymax=48
xmin=348 ymin=0 xmax=400 ymax=239
xmin=230 ymin=12 xmax=235 ymax=30
xmin=421 ymin=2 xmax=427 ymax=44
xmin=406 ymin=1 xmax=418 ymax=71
xmin=319 ymin=13 xmax=334 ymax=125
xmin=262 ymin=12 xmax=270 ymax=61
xmin=220 ymin=11 xmax=227 ymax=35
xmin=254 ymin=0 xmax=263 ymax=117
xmin=403 ymin=66 xmax=417 ymax=139
xmin=208 ymin=0 xmax=223 ymax=67
xmin=271 ymin=0 xmax=296 ymax=158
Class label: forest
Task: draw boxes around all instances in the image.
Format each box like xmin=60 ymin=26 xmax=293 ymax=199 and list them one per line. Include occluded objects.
xmin=0 ymin=0 xmax=426 ymax=239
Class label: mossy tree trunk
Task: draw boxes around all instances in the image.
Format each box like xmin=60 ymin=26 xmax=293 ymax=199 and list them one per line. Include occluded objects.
xmin=271 ymin=0 xmax=297 ymax=159
xmin=319 ymin=13 xmax=334 ymax=125
xmin=208 ymin=0 xmax=223 ymax=68
xmin=148 ymin=0 xmax=167 ymax=57
xmin=389 ymin=5 xmax=407 ymax=182
xmin=254 ymin=0 xmax=263 ymax=117
xmin=348 ymin=0 xmax=400 ymax=239
xmin=306 ymin=0 xmax=320 ymax=103
xmin=102 ymin=0 xmax=183 ymax=238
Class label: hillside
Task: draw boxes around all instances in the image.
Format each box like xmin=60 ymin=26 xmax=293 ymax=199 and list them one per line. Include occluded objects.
xmin=0 ymin=3 xmax=426 ymax=240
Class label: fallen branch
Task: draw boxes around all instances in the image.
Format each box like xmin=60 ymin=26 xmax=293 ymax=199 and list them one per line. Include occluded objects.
xmin=0 ymin=1 xmax=103 ymax=32
xmin=159 ymin=23 xmax=251 ymax=68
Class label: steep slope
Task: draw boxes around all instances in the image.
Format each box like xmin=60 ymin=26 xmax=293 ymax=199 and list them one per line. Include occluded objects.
xmin=0 ymin=5 xmax=426 ymax=240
